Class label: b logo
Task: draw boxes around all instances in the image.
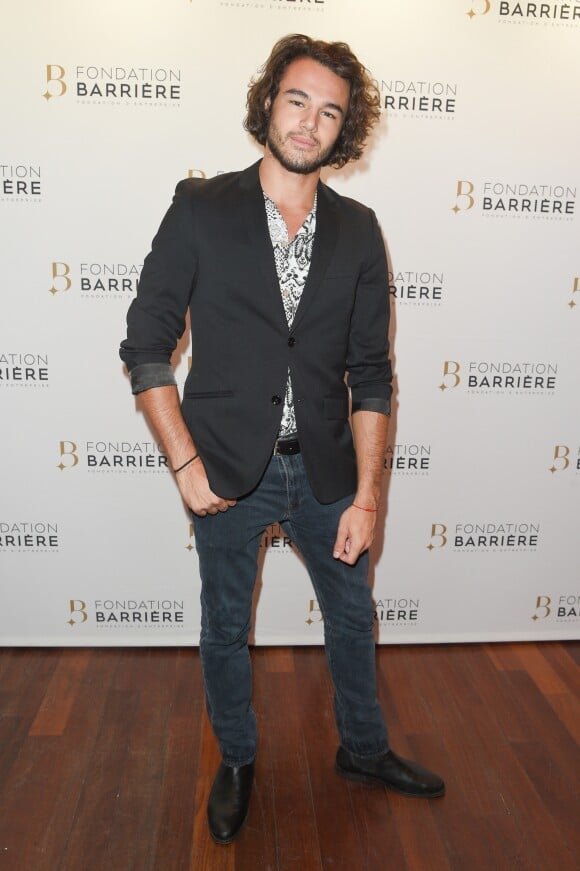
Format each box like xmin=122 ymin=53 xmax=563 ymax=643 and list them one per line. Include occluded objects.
xmin=531 ymin=595 xmax=551 ymax=621
xmin=467 ymin=1 xmax=491 ymax=17
xmin=187 ymin=169 xmax=207 ymax=179
xmin=68 ymin=599 xmax=88 ymax=626
xmin=185 ymin=522 xmax=196 ymax=552
xmin=451 ymin=180 xmax=475 ymax=213
xmin=305 ymin=599 xmax=323 ymax=625
xmin=569 ymin=277 xmax=580 ymax=310
xmin=49 ymin=262 xmax=71 ymax=295
xmin=439 ymin=361 xmax=461 ymax=391
xmin=427 ymin=524 xmax=447 ymax=551
xmin=58 ymin=440 xmax=78 ymax=470
xmin=549 ymin=445 xmax=569 ymax=474
xmin=43 ymin=64 xmax=67 ymax=101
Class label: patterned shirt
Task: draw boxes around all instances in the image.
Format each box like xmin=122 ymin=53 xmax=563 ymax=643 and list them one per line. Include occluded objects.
xmin=263 ymin=191 xmax=317 ymax=438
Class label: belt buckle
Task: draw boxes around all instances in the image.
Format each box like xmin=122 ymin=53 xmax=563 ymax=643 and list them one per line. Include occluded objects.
xmin=274 ymin=437 xmax=299 ymax=456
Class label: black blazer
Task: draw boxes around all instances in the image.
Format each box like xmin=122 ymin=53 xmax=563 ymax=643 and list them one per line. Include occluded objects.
xmin=121 ymin=161 xmax=392 ymax=503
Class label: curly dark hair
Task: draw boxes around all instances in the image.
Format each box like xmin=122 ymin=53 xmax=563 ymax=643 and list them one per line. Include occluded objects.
xmin=244 ymin=34 xmax=380 ymax=170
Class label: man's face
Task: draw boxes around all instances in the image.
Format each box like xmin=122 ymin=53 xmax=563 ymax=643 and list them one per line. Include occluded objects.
xmin=265 ymin=57 xmax=350 ymax=175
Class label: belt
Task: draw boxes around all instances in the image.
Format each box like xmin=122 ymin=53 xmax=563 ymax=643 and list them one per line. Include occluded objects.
xmin=273 ymin=437 xmax=301 ymax=456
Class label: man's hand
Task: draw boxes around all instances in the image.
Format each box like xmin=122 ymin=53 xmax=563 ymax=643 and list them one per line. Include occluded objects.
xmin=332 ymin=409 xmax=388 ymax=564
xmin=332 ymin=504 xmax=377 ymax=565
xmin=136 ymin=385 xmax=237 ymax=516
xmin=176 ymin=457 xmax=237 ymax=516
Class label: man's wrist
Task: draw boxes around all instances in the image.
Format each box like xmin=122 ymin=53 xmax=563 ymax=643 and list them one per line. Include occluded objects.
xmin=168 ymin=443 xmax=198 ymax=472
xmin=353 ymin=490 xmax=380 ymax=511
xmin=173 ymin=454 xmax=200 ymax=474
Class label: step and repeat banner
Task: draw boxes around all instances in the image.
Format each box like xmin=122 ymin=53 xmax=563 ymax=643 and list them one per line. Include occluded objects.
xmin=1 ymin=1 xmax=579 ymax=646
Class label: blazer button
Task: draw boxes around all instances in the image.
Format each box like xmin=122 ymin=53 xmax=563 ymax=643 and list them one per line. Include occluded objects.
xmin=271 ymin=395 xmax=282 ymax=405
xmin=288 ymin=337 xmax=296 ymax=347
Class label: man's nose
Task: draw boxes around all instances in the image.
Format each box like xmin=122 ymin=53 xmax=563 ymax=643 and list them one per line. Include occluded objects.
xmin=300 ymin=109 xmax=317 ymax=132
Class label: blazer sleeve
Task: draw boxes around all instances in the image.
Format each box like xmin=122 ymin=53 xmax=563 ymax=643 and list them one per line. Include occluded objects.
xmin=119 ymin=179 xmax=197 ymax=389
xmin=346 ymin=208 xmax=393 ymax=415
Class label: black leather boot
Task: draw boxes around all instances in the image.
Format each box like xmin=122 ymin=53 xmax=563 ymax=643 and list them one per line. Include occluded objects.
xmin=336 ymin=747 xmax=445 ymax=798
xmin=207 ymin=761 xmax=255 ymax=844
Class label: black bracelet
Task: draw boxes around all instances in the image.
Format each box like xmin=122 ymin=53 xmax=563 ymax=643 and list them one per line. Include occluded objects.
xmin=173 ymin=454 xmax=198 ymax=474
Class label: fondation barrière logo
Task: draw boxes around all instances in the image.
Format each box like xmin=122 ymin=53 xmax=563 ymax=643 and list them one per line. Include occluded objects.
xmin=375 ymin=78 xmax=457 ymax=120
xmin=0 ymin=522 xmax=59 ymax=552
xmin=49 ymin=261 xmax=141 ymax=298
xmin=68 ymin=598 xmax=186 ymax=628
xmin=427 ymin=521 xmax=540 ymax=552
xmin=467 ymin=1 xmax=580 ymax=24
xmin=532 ymin=595 xmax=579 ymax=622
xmin=57 ymin=440 xmax=169 ymax=472
xmin=384 ymin=443 xmax=432 ymax=476
xmin=43 ymin=64 xmax=182 ymax=105
xmin=0 ymin=353 xmax=49 ymax=387
xmin=451 ymin=179 xmax=576 ymax=219
xmin=389 ymin=270 xmax=444 ymax=306
xmin=438 ymin=360 xmax=558 ymax=394
xmin=216 ymin=0 xmax=325 ymax=11
xmin=549 ymin=445 xmax=580 ymax=473
xmin=1 ymin=164 xmax=42 ymax=201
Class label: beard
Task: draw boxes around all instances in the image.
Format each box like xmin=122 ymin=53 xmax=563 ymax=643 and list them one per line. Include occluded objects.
xmin=266 ymin=119 xmax=336 ymax=175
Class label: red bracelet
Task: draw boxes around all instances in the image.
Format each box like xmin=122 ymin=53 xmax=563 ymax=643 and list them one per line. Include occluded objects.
xmin=352 ymin=503 xmax=378 ymax=513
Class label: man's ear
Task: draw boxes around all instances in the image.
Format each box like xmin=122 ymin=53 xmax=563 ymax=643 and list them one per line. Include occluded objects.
xmin=264 ymin=96 xmax=271 ymax=113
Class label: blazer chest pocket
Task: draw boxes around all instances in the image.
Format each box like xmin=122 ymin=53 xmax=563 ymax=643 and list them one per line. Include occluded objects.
xmin=324 ymin=396 xmax=349 ymax=419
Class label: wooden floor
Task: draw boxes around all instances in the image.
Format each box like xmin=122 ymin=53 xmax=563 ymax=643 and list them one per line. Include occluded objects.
xmin=0 ymin=643 xmax=578 ymax=871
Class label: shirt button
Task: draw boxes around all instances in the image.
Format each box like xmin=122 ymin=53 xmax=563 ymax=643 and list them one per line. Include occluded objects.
xmin=288 ymin=337 xmax=296 ymax=347
xmin=271 ymin=395 xmax=282 ymax=405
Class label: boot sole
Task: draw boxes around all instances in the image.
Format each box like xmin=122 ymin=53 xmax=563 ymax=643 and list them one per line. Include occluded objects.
xmin=335 ymin=763 xmax=445 ymax=798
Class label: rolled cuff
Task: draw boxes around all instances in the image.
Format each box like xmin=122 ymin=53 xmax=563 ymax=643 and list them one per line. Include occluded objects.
xmin=129 ymin=362 xmax=176 ymax=395
xmin=351 ymin=397 xmax=391 ymax=416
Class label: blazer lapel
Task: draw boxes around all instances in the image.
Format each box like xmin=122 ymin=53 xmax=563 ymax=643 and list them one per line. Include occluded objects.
xmin=291 ymin=181 xmax=338 ymax=332
xmin=240 ymin=162 xmax=288 ymax=330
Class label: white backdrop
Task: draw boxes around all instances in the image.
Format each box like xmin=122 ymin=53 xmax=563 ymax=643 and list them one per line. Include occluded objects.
xmin=1 ymin=0 xmax=578 ymax=646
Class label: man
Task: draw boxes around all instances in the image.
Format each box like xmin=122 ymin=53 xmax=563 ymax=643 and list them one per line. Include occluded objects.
xmin=120 ymin=34 xmax=444 ymax=845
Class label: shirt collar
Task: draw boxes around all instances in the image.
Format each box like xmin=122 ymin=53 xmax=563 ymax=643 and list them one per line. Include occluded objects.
xmin=263 ymin=191 xmax=317 ymax=246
